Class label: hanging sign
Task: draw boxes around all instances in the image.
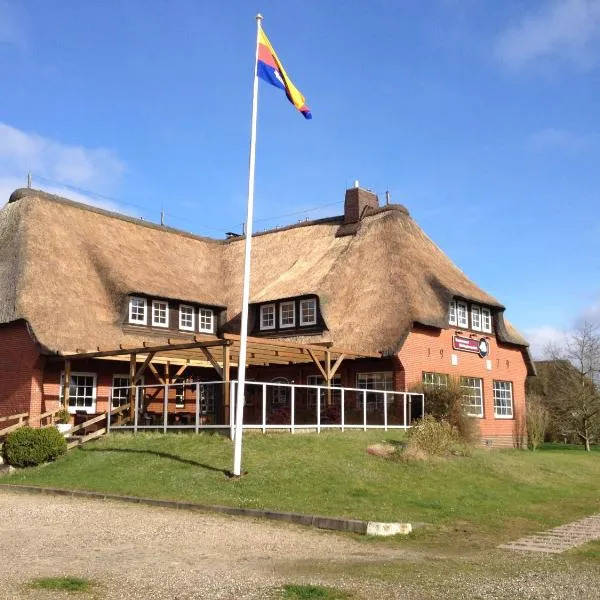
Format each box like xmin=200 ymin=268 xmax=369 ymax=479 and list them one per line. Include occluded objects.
xmin=452 ymin=335 xmax=489 ymax=358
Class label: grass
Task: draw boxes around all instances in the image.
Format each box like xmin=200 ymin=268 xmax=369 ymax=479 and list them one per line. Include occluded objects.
xmin=29 ymin=576 xmax=92 ymax=592
xmin=7 ymin=431 xmax=600 ymax=547
xmin=281 ymin=584 xmax=351 ymax=599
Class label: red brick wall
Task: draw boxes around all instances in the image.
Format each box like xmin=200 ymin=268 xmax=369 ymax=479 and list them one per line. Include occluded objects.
xmin=398 ymin=324 xmax=528 ymax=447
xmin=0 ymin=321 xmax=42 ymax=418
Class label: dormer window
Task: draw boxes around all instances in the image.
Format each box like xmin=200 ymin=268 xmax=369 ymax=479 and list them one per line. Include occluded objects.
xmin=449 ymin=299 xmax=493 ymax=333
xmin=199 ymin=308 xmax=214 ymax=333
xmin=482 ymin=308 xmax=492 ymax=333
xmin=179 ymin=305 xmax=195 ymax=331
xmin=280 ymin=301 xmax=295 ymax=328
xmin=260 ymin=304 xmax=276 ymax=330
xmin=456 ymin=301 xmax=468 ymax=328
xmin=449 ymin=301 xmax=457 ymax=326
xmin=152 ymin=300 xmax=169 ymax=328
xmin=300 ymin=298 xmax=317 ymax=326
xmin=129 ymin=297 xmax=147 ymax=325
xmin=471 ymin=305 xmax=481 ymax=331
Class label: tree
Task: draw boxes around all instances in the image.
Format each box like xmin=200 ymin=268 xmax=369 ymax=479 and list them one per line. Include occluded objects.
xmin=545 ymin=322 xmax=600 ymax=451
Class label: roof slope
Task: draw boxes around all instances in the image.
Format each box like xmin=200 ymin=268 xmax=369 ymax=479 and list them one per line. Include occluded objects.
xmin=0 ymin=188 xmax=529 ymax=356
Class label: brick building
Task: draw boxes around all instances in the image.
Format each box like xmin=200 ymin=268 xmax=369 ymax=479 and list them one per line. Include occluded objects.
xmin=0 ymin=186 xmax=534 ymax=445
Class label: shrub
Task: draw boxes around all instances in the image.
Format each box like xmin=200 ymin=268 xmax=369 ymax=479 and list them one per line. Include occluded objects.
xmin=404 ymin=415 xmax=469 ymax=459
xmin=267 ymin=407 xmax=292 ymax=425
xmin=3 ymin=426 xmax=67 ymax=468
xmin=321 ymin=403 xmax=341 ymax=424
xmin=526 ymin=393 xmax=550 ymax=451
xmin=54 ymin=408 xmax=71 ymax=424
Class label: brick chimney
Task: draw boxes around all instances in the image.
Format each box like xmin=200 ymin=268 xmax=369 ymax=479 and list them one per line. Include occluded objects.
xmin=336 ymin=181 xmax=379 ymax=236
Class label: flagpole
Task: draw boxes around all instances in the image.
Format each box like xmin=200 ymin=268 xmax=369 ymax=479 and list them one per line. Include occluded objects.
xmin=232 ymin=13 xmax=263 ymax=477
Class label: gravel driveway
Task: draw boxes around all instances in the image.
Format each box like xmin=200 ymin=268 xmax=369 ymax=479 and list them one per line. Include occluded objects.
xmin=0 ymin=490 xmax=411 ymax=599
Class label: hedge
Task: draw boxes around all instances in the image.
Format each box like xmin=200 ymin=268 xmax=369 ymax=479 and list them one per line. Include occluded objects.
xmin=2 ymin=426 xmax=67 ymax=468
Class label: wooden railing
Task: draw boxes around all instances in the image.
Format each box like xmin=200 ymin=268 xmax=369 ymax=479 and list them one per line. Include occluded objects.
xmin=0 ymin=408 xmax=62 ymax=446
xmin=66 ymin=405 xmax=130 ymax=450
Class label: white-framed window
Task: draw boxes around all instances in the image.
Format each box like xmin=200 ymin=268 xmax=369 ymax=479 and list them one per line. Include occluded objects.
xmin=299 ymin=298 xmax=317 ymax=326
xmin=279 ymin=301 xmax=295 ymax=328
xmin=357 ymin=372 xmax=393 ymax=411
xmin=449 ymin=301 xmax=457 ymax=326
xmin=199 ymin=308 xmax=214 ymax=333
xmin=271 ymin=377 xmax=291 ymax=408
xmin=456 ymin=301 xmax=468 ymax=328
xmin=422 ymin=372 xmax=448 ymax=388
xmin=461 ymin=376 xmax=483 ymax=417
xmin=260 ymin=304 xmax=275 ymax=330
xmin=482 ymin=308 xmax=492 ymax=333
xmin=112 ymin=375 xmax=144 ymax=409
xmin=60 ymin=372 xmax=97 ymax=414
xmin=129 ymin=296 xmax=147 ymax=325
xmin=152 ymin=300 xmax=169 ymax=328
xmin=173 ymin=376 xmax=186 ymax=408
xmin=199 ymin=383 xmax=216 ymax=415
xmin=179 ymin=305 xmax=195 ymax=331
xmin=471 ymin=305 xmax=481 ymax=331
xmin=493 ymin=380 xmax=513 ymax=418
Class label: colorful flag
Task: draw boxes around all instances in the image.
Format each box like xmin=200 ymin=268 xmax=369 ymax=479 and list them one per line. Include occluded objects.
xmin=257 ymin=29 xmax=312 ymax=120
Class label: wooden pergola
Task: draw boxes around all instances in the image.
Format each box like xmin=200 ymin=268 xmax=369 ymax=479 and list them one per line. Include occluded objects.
xmin=52 ymin=334 xmax=380 ymax=415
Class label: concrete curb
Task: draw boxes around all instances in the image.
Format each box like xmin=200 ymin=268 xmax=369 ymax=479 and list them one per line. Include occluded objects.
xmin=0 ymin=483 xmax=413 ymax=536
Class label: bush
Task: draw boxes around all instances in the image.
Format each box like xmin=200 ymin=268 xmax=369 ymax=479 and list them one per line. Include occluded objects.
xmin=526 ymin=393 xmax=550 ymax=451
xmin=55 ymin=408 xmax=71 ymax=424
xmin=3 ymin=426 xmax=67 ymax=468
xmin=403 ymin=415 xmax=469 ymax=460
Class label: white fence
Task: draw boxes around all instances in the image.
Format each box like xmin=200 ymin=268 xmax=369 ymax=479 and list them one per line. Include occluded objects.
xmin=107 ymin=380 xmax=424 ymax=437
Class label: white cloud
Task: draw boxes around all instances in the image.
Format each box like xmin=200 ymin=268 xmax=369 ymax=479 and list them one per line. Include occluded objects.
xmin=524 ymin=325 xmax=568 ymax=359
xmin=494 ymin=0 xmax=600 ymax=69
xmin=0 ymin=122 xmax=127 ymax=213
xmin=525 ymin=127 xmax=594 ymax=154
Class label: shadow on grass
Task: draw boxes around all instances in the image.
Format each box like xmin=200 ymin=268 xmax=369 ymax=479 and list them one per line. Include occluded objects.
xmin=81 ymin=446 xmax=230 ymax=475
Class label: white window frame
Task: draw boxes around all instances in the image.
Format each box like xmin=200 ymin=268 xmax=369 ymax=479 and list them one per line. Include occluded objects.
xmin=60 ymin=372 xmax=97 ymax=415
xmin=422 ymin=372 xmax=448 ymax=388
xmin=112 ymin=375 xmax=144 ymax=409
xmin=152 ymin=300 xmax=169 ymax=328
xmin=471 ymin=305 xmax=482 ymax=331
xmin=179 ymin=304 xmax=195 ymax=331
xmin=199 ymin=308 xmax=214 ymax=333
xmin=456 ymin=301 xmax=468 ymax=329
xmin=356 ymin=372 xmax=393 ymax=411
xmin=461 ymin=376 xmax=484 ymax=418
xmin=279 ymin=301 xmax=296 ymax=329
xmin=481 ymin=308 xmax=492 ymax=333
xmin=260 ymin=304 xmax=276 ymax=330
xmin=449 ymin=301 xmax=457 ymax=326
xmin=493 ymin=380 xmax=513 ymax=419
xmin=271 ymin=377 xmax=291 ymax=408
xmin=128 ymin=296 xmax=147 ymax=325
xmin=299 ymin=298 xmax=317 ymax=326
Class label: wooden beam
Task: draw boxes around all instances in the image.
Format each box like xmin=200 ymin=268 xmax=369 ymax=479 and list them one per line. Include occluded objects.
xmin=200 ymin=347 xmax=223 ymax=379
xmin=173 ymin=364 xmax=187 ymax=379
xmin=307 ymin=348 xmax=327 ymax=381
xmin=148 ymin=362 xmax=165 ymax=385
xmin=223 ymin=343 xmax=231 ymax=424
xmin=63 ymin=359 xmax=71 ymax=411
xmin=330 ymin=353 xmax=346 ymax=378
xmin=128 ymin=353 xmax=137 ymax=415
xmin=133 ymin=352 xmax=155 ymax=385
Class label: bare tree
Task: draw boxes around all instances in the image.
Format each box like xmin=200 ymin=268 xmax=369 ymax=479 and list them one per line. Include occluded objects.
xmin=546 ymin=322 xmax=600 ymax=451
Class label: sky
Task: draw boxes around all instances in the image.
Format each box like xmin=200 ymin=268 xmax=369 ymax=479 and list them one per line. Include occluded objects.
xmin=1 ymin=0 xmax=599 ymax=358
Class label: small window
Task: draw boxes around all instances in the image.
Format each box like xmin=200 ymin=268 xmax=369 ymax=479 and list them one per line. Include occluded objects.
xmin=493 ymin=380 xmax=513 ymax=418
xmin=299 ymin=298 xmax=317 ymax=326
xmin=482 ymin=308 xmax=492 ymax=333
xmin=280 ymin=301 xmax=295 ymax=328
xmin=456 ymin=301 xmax=468 ymax=328
xmin=307 ymin=374 xmax=341 ymax=407
xmin=461 ymin=376 xmax=483 ymax=417
xmin=471 ymin=305 xmax=481 ymax=331
xmin=449 ymin=301 xmax=457 ymax=326
xmin=152 ymin=300 xmax=169 ymax=328
xmin=174 ymin=376 xmax=186 ymax=408
xmin=179 ymin=305 xmax=195 ymax=331
xmin=422 ymin=372 xmax=448 ymax=388
xmin=260 ymin=304 xmax=275 ymax=330
xmin=60 ymin=372 xmax=97 ymax=414
xmin=129 ymin=297 xmax=147 ymax=325
xmin=199 ymin=308 xmax=214 ymax=333
xmin=112 ymin=375 xmax=144 ymax=409
xmin=356 ymin=372 xmax=393 ymax=411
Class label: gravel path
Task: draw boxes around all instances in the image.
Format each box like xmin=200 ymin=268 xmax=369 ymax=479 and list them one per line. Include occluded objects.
xmin=0 ymin=490 xmax=411 ymax=599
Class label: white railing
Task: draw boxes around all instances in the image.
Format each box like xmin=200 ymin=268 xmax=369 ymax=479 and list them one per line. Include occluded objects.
xmin=107 ymin=380 xmax=424 ymax=437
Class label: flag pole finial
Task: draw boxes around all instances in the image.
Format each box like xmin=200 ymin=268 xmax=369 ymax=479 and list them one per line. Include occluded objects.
xmin=256 ymin=13 xmax=263 ymax=22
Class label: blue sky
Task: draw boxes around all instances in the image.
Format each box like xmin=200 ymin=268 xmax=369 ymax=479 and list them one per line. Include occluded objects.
xmin=1 ymin=0 xmax=599 ymax=357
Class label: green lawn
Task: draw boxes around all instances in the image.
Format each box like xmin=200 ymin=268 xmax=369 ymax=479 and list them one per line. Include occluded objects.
xmin=6 ymin=431 xmax=600 ymax=546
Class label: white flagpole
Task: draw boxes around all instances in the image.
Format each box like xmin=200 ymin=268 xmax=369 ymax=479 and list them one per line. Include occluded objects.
xmin=232 ymin=13 xmax=263 ymax=477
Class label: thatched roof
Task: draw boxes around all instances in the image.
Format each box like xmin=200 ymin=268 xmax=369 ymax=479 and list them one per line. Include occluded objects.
xmin=0 ymin=188 xmax=530 ymax=361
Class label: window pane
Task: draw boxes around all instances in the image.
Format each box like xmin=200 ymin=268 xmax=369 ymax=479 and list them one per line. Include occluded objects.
xmin=260 ymin=305 xmax=275 ymax=329
xmin=300 ymin=299 xmax=316 ymax=325
xmin=493 ymin=380 xmax=513 ymax=417
xmin=457 ymin=302 xmax=468 ymax=328
xmin=449 ymin=301 xmax=457 ymax=326
xmin=280 ymin=302 xmax=295 ymax=327
xmin=460 ymin=377 xmax=483 ymax=417
xmin=471 ymin=305 xmax=481 ymax=330
xmin=199 ymin=308 xmax=214 ymax=332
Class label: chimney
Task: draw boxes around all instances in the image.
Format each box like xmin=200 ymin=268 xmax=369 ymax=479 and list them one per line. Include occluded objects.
xmin=343 ymin=185 xmax=379 ymax=225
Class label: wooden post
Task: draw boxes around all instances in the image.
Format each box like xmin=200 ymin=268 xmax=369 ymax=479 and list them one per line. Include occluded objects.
xmin=223 ymin=343 xmax=231 ymax=425
xmin=129 ymin=353 xmax=137 ymax=420
xmin=326 ymin=350 xmax=332 ymax=407
xmin=63 ymin=359 xmax=71 ymax=412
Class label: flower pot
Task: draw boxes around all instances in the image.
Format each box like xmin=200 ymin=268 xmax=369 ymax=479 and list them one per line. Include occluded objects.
xmin=55 ymin=423 xmax=72 ymax=436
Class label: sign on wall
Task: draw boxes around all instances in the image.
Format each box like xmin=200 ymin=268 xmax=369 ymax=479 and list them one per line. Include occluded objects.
xmin=452 ymin=335 xmax=489 ymax=358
